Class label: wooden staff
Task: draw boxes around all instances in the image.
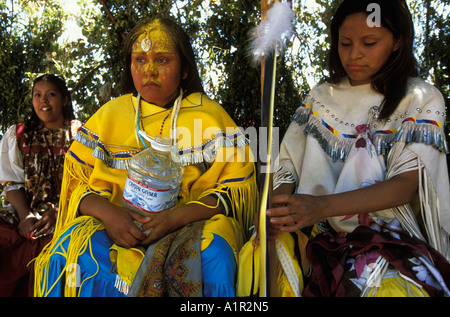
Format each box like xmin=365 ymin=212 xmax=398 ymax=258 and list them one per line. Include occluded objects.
xmin=256 ymin=0 xmax=293 ymax=297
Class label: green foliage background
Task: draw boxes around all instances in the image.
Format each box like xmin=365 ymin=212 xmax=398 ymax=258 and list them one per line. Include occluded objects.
xmin=1 ymin=0 xmax=449 ymax=143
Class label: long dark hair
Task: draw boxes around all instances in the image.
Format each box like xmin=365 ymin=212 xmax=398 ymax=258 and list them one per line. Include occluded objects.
xmin=121 ymin=17 xmax=205 ymax=98
xmin=30 ymin=74 xmax=75 ymax=128
xmin=328 ymin=0 xmax=418 ymax=120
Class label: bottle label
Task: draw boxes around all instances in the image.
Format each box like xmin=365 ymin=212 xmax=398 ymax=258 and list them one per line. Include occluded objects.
xmin=123 ymin=175 xmax=179 ymax=214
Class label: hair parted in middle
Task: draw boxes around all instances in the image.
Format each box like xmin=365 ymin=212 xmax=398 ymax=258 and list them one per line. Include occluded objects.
xmin=328 ymin=0 xmax=418 ymax=120
xmin=30 ymin=74 xmax=75 ymax=129
xmin=121 ymin=16 xmax=205 ymax=99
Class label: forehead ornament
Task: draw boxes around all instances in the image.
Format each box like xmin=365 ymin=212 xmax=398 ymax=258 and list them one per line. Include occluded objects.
xmin=141 ymin=37 xmax=152 ymax=52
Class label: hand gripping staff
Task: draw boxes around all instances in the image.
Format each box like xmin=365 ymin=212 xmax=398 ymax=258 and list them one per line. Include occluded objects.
xmin=251 ymin=0 xmax=294 ymax=297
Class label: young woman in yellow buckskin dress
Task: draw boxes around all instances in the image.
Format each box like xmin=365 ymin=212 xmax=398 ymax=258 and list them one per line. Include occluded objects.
xmin=34 ymin=17 xmax=257 ymax=297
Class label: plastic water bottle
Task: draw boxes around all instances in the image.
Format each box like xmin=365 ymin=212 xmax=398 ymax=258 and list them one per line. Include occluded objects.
xmin=122 ymin=136 xmax=183 ymax=228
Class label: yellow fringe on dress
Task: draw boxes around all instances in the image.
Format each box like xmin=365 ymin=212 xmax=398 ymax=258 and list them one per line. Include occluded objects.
xmin=34 ymin=216 xmax=104 ymax=297
xmin=54 ymin=155 xmax=93 ymax=234
xmin=34 ymin=155 xmax=98 ymax=297
xmin=195 ymin=164 xmax=258 ymax=243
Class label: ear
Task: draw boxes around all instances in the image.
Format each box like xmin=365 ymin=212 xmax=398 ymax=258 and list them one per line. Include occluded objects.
xmin=393 ymin=36 xmax=403 ymax=52
xmin=182 ymin=66 xmax=188 ymax=80
xmin=64 ymin=96 xmax=69 ymax=107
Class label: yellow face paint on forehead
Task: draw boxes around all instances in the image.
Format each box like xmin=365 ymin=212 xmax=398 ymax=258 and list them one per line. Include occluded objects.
xmin=132 ymin=21 xmax=177 ymax=55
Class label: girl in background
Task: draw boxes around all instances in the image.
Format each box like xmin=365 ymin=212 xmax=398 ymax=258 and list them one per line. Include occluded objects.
xmin=0 ymin=74 xmax=80 ymax=296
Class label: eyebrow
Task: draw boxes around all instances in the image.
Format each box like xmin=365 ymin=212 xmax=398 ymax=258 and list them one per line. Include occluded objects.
xmin=339 ymin=34 xmax=379 ymax=39
xmin=132 ymin=50 xmax=176 ymax=55
xmin=33 ymin=88 xmax=58 ymax=93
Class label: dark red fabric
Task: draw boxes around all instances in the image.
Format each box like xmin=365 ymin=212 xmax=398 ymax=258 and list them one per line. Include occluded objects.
xmin=303 ymin=225 xmax=450 ymax=297
xmin=0 ymin=219 xmax=51 ymax=296
xmin=15 ymin=122 xmax=25 ymax=154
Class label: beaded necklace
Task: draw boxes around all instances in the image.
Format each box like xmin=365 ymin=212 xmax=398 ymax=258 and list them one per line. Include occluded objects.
xmin=135 ymin=89 xmax=183 ymax=150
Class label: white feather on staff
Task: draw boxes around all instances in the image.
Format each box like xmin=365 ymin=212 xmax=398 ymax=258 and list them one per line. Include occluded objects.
xmin=250 ymin=1 xmax=294 ymax=65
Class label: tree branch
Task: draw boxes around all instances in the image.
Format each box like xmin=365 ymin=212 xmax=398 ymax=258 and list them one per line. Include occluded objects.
xmin=71 ymin=62 xmax=108 ymax=94
xmin=98 ymin=0 xmax=126 ymax=40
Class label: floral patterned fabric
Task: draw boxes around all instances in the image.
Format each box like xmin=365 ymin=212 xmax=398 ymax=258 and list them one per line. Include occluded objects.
xmin=14 ymin=120 xmax=80 ymax=215
xmin=303 ymin=221 xmax=450 ymax=297
xmin=130 ymin=220 xmax=204 ymax=297
xmin=0 ymin=119 xmax=80 ymax=296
